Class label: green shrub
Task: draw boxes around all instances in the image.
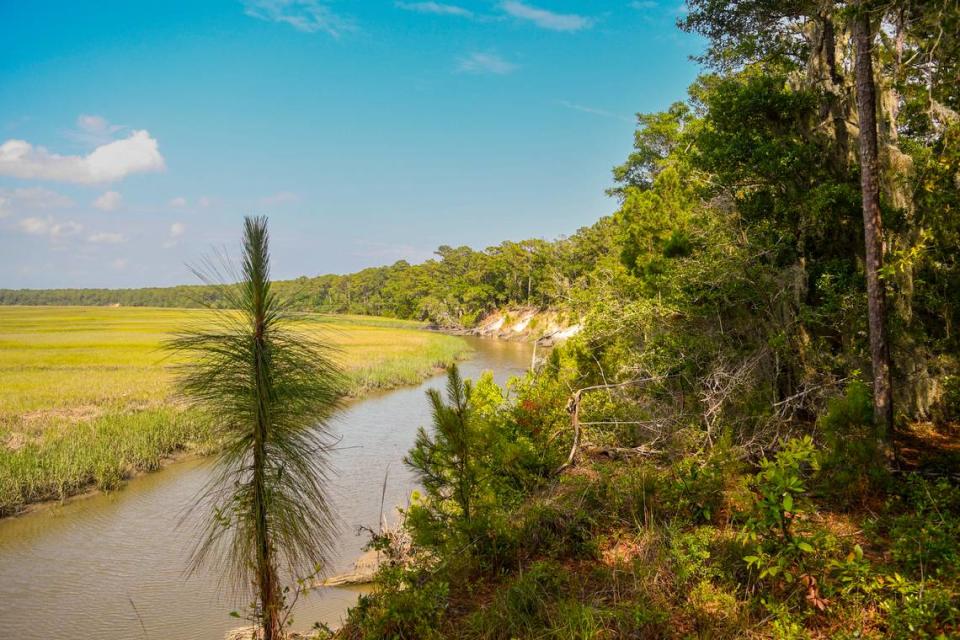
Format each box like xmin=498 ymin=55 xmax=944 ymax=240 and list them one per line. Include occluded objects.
xmin=884 ymin=476 xmax=960 ymax=581
xmin=347 ymin=567 xmax=449 ymax=640
xmin=817 ymin=380 xmax=890 ymax=502
xmin=739 ymin=437 xmax=824 ymax=589
xmin=465 ymin=560 xmax=569 ymax=639
xmin=662 ymin=453 xmax=728 ymax=525
xmin=880 ymin=577 xmax=960 ymax=640
xmin=514 ymin=499 xmax=597 ymax=562
xmin=668 ymin=525 xmax=718 ymax=587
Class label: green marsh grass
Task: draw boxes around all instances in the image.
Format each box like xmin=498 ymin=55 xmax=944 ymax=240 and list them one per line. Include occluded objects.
xmin=0 ymin=306 xmax=469 ymax=516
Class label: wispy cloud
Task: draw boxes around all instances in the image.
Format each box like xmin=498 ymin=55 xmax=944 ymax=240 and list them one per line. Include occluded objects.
xmin=69 ymin=114 xmax=127 ymax=146
xmin=457 ymin=52 xmax=518 ymax=75
xmin=17 ymin=216 xmax=83 ymax=240
xmin=93 ymin=190 xmax=123 ymax=212
xmin=558 ymin=100 xmax=632 ymax=122
xmin=396 ymin=1 xmax=474 ymax=17
xmin=168 ymin=196 xmax=188 ymax=208
xmin=500 ymin=1 xmax=592 ymax=31
xmin=242 ymin=0 xmax=355 ymax=37
xmin=0 ymin=130 xmax=165 ymax=184
xmin=87 ymin=231 xmax=126 ymax=244
xmin=630 ymin=0 xmax=658 ymax=9
xmin=0 ymin=187 xmax=74 ymax=217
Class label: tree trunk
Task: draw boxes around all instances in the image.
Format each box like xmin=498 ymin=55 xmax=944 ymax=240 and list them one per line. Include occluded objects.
xmin=254 ymin=436 xmax=282 ymax=640
xmin=253 ymin=293 xmax=282 ymax=639
xmin=818 ymin=9 xmax=849 ymax=169
xmin=853 ymin=8 xmax=894 ymax=442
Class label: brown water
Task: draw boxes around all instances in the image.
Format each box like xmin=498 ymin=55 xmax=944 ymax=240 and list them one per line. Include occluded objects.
xmin=0 ymin=337 xmax=533 ymax=640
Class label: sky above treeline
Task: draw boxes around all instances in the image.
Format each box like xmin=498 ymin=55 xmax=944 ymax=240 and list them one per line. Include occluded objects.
xmin=0 ymin=1 xmax=702 ymax=289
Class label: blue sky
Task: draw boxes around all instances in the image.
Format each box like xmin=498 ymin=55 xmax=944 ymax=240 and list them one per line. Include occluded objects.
xmin=0 ymin=1 xmax=702 ymax=288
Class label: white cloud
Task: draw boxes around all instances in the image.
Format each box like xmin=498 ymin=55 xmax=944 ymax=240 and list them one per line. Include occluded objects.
xmin=17 ymin=216 xmax=83 ymax=239
xmin=163 ymin=221 xmax=186 ymax=248
xmin=630 ymin=0 xmax=657 ymax=8
xmin=93 ymin=190 xmax=123 ymax=211
xmin=457 ymin=52 xmax=518 ymax=75
xmin=169 ymin=196 xmax=188 ymax=208
xmin=0 ymin=130 xmax=165 ymax=184
xmin=0 ymin=196 xmax=8 ymax=219
xmin=242 ymin=0 xmax=355 ymax=37
xmin=395 ymin=2 xmax=473 ymax=17
xmin=259 ymin=191 xmax=300 ymax=206
xmin=500 ymin=1 xmax=592 ymax=31
xmin=87 ymin=231 xmax=126 ymax=244
xmin=111 ymin=258 xmax=128 ymax=270
xmin=197 ymin=196 xmax=215 ymax=208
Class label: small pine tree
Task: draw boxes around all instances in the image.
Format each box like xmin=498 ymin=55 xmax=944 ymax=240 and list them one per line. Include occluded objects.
xmin=405 ymin=364 xmax=480 ymax=527
xmin=168 ymin=216 xmax=345 ymax=639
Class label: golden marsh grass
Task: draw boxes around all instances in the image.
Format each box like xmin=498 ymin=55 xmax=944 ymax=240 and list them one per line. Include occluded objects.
xmin=0 ymin=306 xmax=469 ymax=515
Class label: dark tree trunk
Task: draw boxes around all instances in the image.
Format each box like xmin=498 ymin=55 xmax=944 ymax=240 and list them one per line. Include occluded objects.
xmin=817 ymin=11 xmax=849 ymax=169
xmin=853 ymin=8 xmax=895 ymax=442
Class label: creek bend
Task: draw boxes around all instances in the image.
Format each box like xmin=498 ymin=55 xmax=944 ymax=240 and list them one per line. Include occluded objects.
xmin=0 ymin=337 xmax=533 ymax=640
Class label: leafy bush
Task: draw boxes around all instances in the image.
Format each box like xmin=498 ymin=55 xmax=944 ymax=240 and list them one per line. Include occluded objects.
xmin=668 ymin=526 xmax=718 ymax=587
xmin=661 ymin=449 xmax=731 ymax=525
xmin=739 ymin=437 xmax=824 ymax=588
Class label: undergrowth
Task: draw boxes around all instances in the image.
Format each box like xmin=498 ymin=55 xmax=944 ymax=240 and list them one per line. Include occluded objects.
xmin=334 ymin=372 xmax=960 ymax=640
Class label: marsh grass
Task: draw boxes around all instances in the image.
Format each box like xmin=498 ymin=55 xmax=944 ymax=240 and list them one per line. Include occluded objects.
xmin=0 ymin=306 xmax=469 ymax=516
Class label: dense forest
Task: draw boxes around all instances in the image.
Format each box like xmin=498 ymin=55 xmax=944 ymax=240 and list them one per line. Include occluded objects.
xmin=329 ymin=2 xmax=960 ymax=639
xmin=0 ymin=221 xmax=618 ymax=326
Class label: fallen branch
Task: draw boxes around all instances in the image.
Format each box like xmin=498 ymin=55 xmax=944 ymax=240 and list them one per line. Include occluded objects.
xmin=582 ymin=444 xmax=663 ymax=459
xmin=554 ymin=377 xmax=666 ymax=475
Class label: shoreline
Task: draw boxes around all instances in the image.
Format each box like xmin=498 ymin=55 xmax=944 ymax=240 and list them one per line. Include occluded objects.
xmin=429 ymin=307 xmax=580 ymax=346
xmin=1 ymin=448 xmax=203 ymax=521
xmin=1 ymin=343 xmax=474 ymax=521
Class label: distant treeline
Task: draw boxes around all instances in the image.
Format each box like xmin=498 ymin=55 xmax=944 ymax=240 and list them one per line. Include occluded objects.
xmin=0 ymin=219 xmax=617 ymax=326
